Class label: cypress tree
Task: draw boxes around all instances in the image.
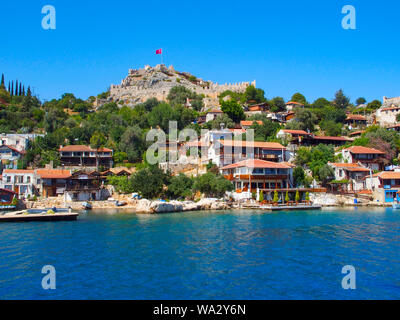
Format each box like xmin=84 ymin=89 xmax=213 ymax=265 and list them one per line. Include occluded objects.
xmin=11 ymin=81 xmax=14 ymax=97
xmin=19 ymin=83 xmax=22 ymax=96
xmin=0 ymin=74 xmax=4 ymax=89
xmin=22 ymin=85 xmax=25 ymax=96
xmin=15 ymin=80 xmax=18 ymax=96
xmin=8 ymin=81 xmax=10 ymax=93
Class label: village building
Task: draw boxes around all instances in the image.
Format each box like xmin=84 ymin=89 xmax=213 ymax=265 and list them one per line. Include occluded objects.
xmin=244 ymin=103 xmax=268 ymax=117
xmin=341 ymin=146 xmax=386 ymax=171
xmin=344 ymin=114 xmax=368 ymax=129
xmin=0 ymin=145 xmax=25 ymax=171
xmin=349 ymin=130 xmax=365 ymax=138
xmin=0 ymin=133 xmax=44 ymax=152
xmin=0 ymin=169 xmax=37 ymax=198
xmin=209 ymin=140 xmax=287 ymax=167
xmin=240 ymin=120 xmax=263 ymax=129
xmin=276 ymin=129 xmax=311 ymax=143
xmin=365 ymin=171 xmax=400 ymax=203
xmin=36 ymin=169 xmax=72 ymax=198
xmin=64 ymin=170 xmax=110 ymax=201
xmin=205 ymin=109 xmax=224 ymax=123
xmin=221 ymin=159 xmax=294 ymax=201
xmin=285 ymin=101 xmax=304 ymax=111
xmin=387 ymin=124 xmax=400 ymax=132
xmin=59 ymin=145 xmax=113 ymax=168
xmin=328 ymin=163 xmax=371 ymax=192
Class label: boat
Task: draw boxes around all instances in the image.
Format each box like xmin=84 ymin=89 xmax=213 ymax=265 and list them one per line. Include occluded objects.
xmin=115 ymin=201 xmax=127 ymax=207
xmin=392 ymin=203 xmax=400 ymax=209
xmin=0 ymin=208 xmax=79 ymax=222
xmin=82 ymin=202 xmax=92 ymax=210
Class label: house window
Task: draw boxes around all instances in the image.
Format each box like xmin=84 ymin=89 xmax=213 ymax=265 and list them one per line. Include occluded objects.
xmin=26 ymin=176 xmax=31 ymax=183
xmin=6 ymin=176 xmax=11 ymax=183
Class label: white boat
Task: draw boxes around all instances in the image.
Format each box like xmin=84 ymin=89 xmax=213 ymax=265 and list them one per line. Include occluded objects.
xmin=82 ymin=202 xmax=92 ymax=210
xmin=392 ymin=203 xmax=400 ymax=209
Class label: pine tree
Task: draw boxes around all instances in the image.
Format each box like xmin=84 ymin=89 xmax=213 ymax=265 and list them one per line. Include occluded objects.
xmin=22 ymin=85 xmax=25 ymax=96
xmin=15 ymin=80 xmax=18 ymax=96
xmin=19 ymin=83 xmax=22 ymax=96
xmin=11 ymin=81 xmax=14 ymax=97
xmin=0 ymin=74 xmax=4 ymax=89
xmin=8 ymin=81 xmax=10 ymax=93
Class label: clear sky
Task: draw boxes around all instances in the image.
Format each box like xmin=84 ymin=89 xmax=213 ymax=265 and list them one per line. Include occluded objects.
xmin=1 ymin=0 xmax=399 ymax=103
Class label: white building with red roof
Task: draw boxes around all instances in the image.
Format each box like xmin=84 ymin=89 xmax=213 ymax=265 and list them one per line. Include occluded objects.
xmin=220 ymin=159 xmax=294 ymax=200
xmin=328 ymin=163 xmax=371 ymax=192
xmin=365 ymin=170 xmax=400 ymax=203
xmin=341 ymin=146 xmax=386 ymax=171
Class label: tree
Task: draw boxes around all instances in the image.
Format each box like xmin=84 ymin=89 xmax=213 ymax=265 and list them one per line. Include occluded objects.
xmin=147 ymin=102 xmax=179 ymax=131
xmin=259 ymin=190 xmax=264 ymax=202
xmin=356 ymin=97 xmax=366 ymax=105
xmin=293 ymin=166 xmax=305 ymax=187
xmin=131 ymin=166 xmax=169 ymax=199
xmin=0 ymin=74 xmax=4 ymax=89
xmin=90 ymin=131 xmax=107 ymax=168
xmin=333 ymin=89 xmax=350 ymax=109
xmin=193 ymin=172 xmax=233 ymax=198
xmin=305 ymin=192 xmax=310 ymax=201
xmin=167 ymin=174 xmax=194 ymax=199
xmin=269 ymin=97 xmax=286 ymax=112
xmin=291 ymin=93 xmax=307 ymax=105
xmin=209 ymin=114 xmax=235 ymax=129
xmin=167 ymin=86 xmax=204 ymax=111
xmin=295 ymin=190 xmax=300 ymax=203
xmin=320 ymin=120 xmax=342 ymax=136
xmin=294 ymin=108 xmax=317 ymax=132
xmin=243 ymin=85 xmax=266 ymax=104
xmin=119 ymin=125 xmax=145 ymax=163
xmin=285 ymin=191 xmax=290 ymax=203
xmin=273 ymin=190 xmax=279 ymax=203
xmin=220 ymin=100 xmax=245 ymax=123
xmin=317 ymin=164 xmax=335 ymax=186
xmin=106 ymin=176 xmax=134 ymax=194
xmin=366 ymin=100 xmax=382 ymax=110
xmin=312 ymin=97 xmax=331 ymax=109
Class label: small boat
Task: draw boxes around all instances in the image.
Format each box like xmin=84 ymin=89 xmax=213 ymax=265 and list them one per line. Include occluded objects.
xmin=0 ymin=208 xmax=79 ymax=222
xmin=115 ymin=201 xmax=127 ymax=207
xmin=82 ymin=202 xmax=92 ymax=210
xmin=392 ymin=203 xmax=400 ymax=209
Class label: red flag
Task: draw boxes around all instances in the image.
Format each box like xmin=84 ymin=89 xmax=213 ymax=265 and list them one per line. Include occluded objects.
xmin=156 ymin=49 xmax=162 ymax=55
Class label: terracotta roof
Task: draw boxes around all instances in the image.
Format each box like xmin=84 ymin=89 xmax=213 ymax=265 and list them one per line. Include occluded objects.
xmin=218 ymin=140 xmax=286 ymax=150
xmin=282 ymin=129 xmax=310 ymax=135
xmin=286 ymin=101 xmax=304 ymax=106
xmin=229 ymin=129 xmax=247 ymax=134
xmin=344 ymin=146 xmax=385 ymax=154
xmin=221 ymin=159 xmax=291 ymax=170
xmin=346 ymin=114 xmax=367 ymax=121
xmin=2 ymin=169 xmax=35 ymax=174
xmin=240 ymin=120 xmax=263 ymax=126
xmin=381 ymin=106 xmax=400 ymax=112
xmin=312 ymin=136 xmax=350 ymax=141
xmin=329 ymin=163 xmax=370 ymax=172
xmin=349 ymin=130 xmax=365 ymax=136
xmin=36 ymin=169 xmax=71 ymax=179
xmin=375 ymin=171 xmax=400 ymax=179
xmin=387 ymin=124 xmax=400 ymax=129
xmin=207 ymin=109 xmax=223 ymax=114
xmin=59 ymin=145 xmax=112 ymax=152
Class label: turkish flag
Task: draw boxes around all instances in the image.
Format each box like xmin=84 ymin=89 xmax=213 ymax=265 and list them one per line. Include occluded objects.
xmin=156 ymin=49 xmax=162 ymax=55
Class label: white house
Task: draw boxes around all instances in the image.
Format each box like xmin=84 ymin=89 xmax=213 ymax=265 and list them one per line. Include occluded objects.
xmin=328 ymin=163 xmax=371 ymax=192
xmin=341 ymin=146 xmax=386 ymax=171
xmin=0 ymin=169 xmax=37 ymax=198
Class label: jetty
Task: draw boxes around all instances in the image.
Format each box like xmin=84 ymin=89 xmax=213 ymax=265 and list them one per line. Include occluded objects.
xmin=0 ymin=208 xmax=79 ymax=222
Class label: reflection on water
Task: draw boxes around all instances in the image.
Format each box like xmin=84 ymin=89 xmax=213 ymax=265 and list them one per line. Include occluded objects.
xmin=0 ymin=208 xmax=399 ymax=299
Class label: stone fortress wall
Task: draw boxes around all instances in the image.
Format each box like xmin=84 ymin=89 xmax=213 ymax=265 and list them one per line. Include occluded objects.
xmin=109 ymin=64 xmax=256 ymax=107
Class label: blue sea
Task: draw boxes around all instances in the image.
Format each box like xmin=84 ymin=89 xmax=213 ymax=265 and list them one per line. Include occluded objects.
xmin=0 ymin=208 xmax=399 ymax=300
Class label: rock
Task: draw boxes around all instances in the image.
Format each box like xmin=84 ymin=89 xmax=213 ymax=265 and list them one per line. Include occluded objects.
xmin=150 ymin=201 xmax=183 ymax=213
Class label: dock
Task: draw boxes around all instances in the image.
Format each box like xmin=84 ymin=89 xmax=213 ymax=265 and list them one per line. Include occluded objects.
xmin=0 ymin=209 xmax=79 ymax=222
xmin=241 ymin=204 xmax=322 ymax=211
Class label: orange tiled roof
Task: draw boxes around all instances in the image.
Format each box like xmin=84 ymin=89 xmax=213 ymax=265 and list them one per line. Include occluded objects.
xmin=286 ymin=101 xmax=304 ymax=106
xmin=36 ymin=169 xmax=71 ymax=179
xmin=375 ymin=171 xmax=400 ymax=179
xmin=59 ymin=145 xmax=112 ymax=152
xmin=218 ymin=140 xmax=286 ymax=150
xmin=283 ymin=129 xmax=310 ymax=135
xmin=346 ymin=114 xmax=367 ymax=121
xmin=221 ymin=159 xmax=291 ymax=170
xmin=2 ymin=169 xmax=35 ymax=174
xmin=240 ymin=120 xmax=263 ymax=126
xmin=329 ymin=163 xmax=370 ymax=172
xmin=344 ymin=146 xmax=385 ymax=154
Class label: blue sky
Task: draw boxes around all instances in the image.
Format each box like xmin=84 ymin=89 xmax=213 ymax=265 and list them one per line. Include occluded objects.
xmin=1 ymin=0 xmax=399 ymax=103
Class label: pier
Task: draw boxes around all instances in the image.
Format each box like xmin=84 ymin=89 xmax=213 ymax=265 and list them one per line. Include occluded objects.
xmin=0 ymin=209 xmax=79 ymax=222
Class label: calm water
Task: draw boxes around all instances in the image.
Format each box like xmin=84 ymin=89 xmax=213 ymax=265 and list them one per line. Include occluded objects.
xmin=0 ymin=208 xmax=400 ymax=300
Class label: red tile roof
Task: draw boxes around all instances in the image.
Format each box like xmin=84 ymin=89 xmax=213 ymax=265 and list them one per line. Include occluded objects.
xmin=329 ymin=163 xmax=370 ymax=172
xmin=207 ymin=109 xmax=223 ymax=114
xmin=0 ymin=145 xmax=25 ymax=154
xmin=346 ymin=114 xmax=367 ymax=121
xmin=218 ymin=140 xmax=286 ymax=150
xmin=36 ymin=169 xmax=71 ymax=179
xmin=240 ymin=120 xmax=263 ymax=127
xmin=221 ymin=159 xmax=291 ymax=170
xmin=312 ymin=136 xmax=350 ymax=141
xmin=344 ymin=146 xmax=385 ymax=154
xmin=2 ymin=169 xmax=35 ymax=174
xmin=0 ymin=188 xmax=17 ymax=194
xmin=375 ymin=171 xmax=400 ymax=179
xmin=282 ymin=129 xmax=311 ymax=135
xmin=349 ymin=130 xmax=365 ymax=136
xmin=286 ymin=101 xmax=304 ymax=106
xmin=59 ymin=145 xmax=112 ymax=152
